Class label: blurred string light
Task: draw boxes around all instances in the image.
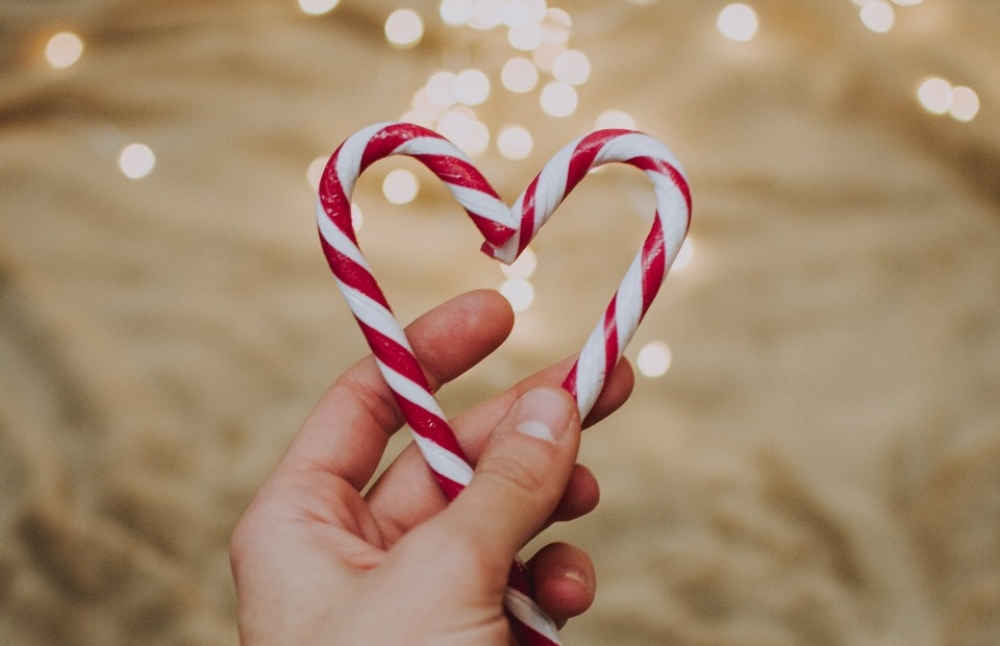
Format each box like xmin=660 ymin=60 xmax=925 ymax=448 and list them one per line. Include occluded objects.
xmin=950 ymin=86 xmax=981 ymax=122
xmin=499 ymin=278 xmax=535 ymax=312
xmin=842 ymin=1 xmax=980 ymax=122
xmin=298 ymin=0 xmax=340 ymax=16
xmin=636 ymin=341 xmax=672 ymax=378
xmin=499 ymin=245 xmax=536 ymax=310
xmin=350 ymin=203 xmax=365 ymax=231
xmin=500 ymin=247 xmax=537 ymax=278
xmin=497 ymin=124 xmax=534 ymax=159
xmin=552 ymin=49 xmax=590 ymax=85
xmin=431 ymin=1 xmax=590 ymax=124
xmin=672 ymin=238 xmax=694 ymax=270
xmin=541 ymin=8 xmax=571 ymax=43
xmin=440 ymin=0 xmax=475 ymax=26
xmin=454 ymin=68 xmax=491 ymax=105
xmin=917 ymin=77 xmax=980 ymax=121
xmin=408 ymin=3 xmax=594 ymax=154
xmin=595 ymin=109 xmax=637 ymax=130
xmin=853 ymin=0 xmax=929 ymax=33
xmin=858 ymin=0 xmax=894 ymax=33
xmin=501 ymin=57 xmax=539 ymax=93
xmin=427 ymin=71 xmax=458 ymax=107
xmin=540 ymin=81 xmax=578 ymax=117
xmin=917 ymin=77 xmax=952 ymax=114
xmin=532 ymin=43 xmax=563 ymax=74
xmin=508 ymin=24 xmax=544 ymax=51
xmin=717 ymin=4 xmax=759 ymax=42
xmin=45 ymin=32 xmax=84 ymax=69
xmin=471 ymin=0 xmax=504 ymax=30
xmin=383 ymin=169 xmax=419 ymax=204
xmin=385 ymin=9 xmax=424 ymax=48
xmin=306 ymin=155 xmax=327 ymax=190
xmin=118 ymin=143 xmax=155 ymax=180
xmin=403 ymin=73 xmax=493 ymax=155
xmin=853 ymin=0 xmax=922 ymax=5
xmin=503 ymin=0 xmax=548 ymax=26
xmin=437 ymin=107 xmax=491 ymax=154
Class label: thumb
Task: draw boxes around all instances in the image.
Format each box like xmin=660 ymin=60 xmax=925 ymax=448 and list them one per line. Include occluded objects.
xmin=435 ymin=387 xmax=581 ymax=575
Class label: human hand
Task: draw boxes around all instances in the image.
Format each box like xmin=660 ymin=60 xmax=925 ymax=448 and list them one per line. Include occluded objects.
xmin=230 ymin=290 xmax=634 ymax=645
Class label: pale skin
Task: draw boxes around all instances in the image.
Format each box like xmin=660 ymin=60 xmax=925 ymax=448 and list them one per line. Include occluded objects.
xmin=230 ymin=290 xmax=634 ymax=645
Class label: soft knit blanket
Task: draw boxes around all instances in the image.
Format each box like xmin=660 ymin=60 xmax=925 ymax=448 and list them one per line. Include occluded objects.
xmin=1 ymin=2 xmax=998 ymax=644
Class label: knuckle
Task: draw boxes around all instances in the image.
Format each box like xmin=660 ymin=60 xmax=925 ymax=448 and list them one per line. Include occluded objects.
xmin=480 ymin=450 xmax=549 ymax=503
xmin=339 ymin=374 xmax=402 ymax=433
xmin=440 ymin=526 xmax=508 ymax=580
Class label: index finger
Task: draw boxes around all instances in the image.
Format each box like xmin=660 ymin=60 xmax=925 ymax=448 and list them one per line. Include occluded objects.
xmin=276 ymin=289 xmax=514 ymax=490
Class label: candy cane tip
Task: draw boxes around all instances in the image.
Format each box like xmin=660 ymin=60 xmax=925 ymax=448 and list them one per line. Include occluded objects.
xmin=480 ymin=240 xmax=517 ymax=265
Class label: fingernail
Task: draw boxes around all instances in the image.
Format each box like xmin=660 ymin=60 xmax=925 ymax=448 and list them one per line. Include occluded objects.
xmin=560 ymin=567 xmax=587 ymax=586
xmin=513 ymin=388 xmax=574 ymax=444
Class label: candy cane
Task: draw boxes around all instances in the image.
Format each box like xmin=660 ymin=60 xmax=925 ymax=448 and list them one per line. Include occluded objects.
xmin=317 ymin=122 xmax=691 ymax=645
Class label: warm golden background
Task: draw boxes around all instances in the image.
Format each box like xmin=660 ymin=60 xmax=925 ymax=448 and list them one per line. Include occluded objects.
xmin=2 ymin=0 xmax=999 ymax=644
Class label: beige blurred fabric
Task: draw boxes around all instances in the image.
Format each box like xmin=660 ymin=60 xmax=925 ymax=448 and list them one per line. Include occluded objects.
xmin=1 ymin=1 xmax=999 ymax=644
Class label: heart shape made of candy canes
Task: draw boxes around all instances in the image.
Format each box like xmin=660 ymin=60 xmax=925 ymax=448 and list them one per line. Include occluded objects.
xmin=317 ymin=122 xmax=691 ymax=646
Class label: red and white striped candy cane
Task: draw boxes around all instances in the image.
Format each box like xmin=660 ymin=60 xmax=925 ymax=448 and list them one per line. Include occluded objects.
xmin=483 ymin=129 xmax=692 ymax=415
xmin=317 ymin=122 xmax=692 ymax=646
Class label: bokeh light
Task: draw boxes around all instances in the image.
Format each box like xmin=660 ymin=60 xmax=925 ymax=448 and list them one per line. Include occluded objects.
xmin=717 ymin=4 xmax=759 ymax=42
xmin=532 ymin=42 xmax=565 ymax=73
xmin=508 ymin=23 xmax=544 ymax=50
xmin=471 ymin=0 xmax=504 ymax=30
xmin=298 ymin=0 xmax=341 ymax=16
xmin=672 ymin=238 xmax=694 ymax=270
xmin=437 ymin=108 xmax=490 ymax=155
xmin=351 ymin=203 xmax=365 ymax=232
xmin=440 ymin=0 xmax=474 ymax=26
xmin=306 ymin=155 xmax=327 ymax=190
xmin=427 ymin=71 xmax=458 ymax=107
xmin=595 ymin=109 xmax=637 ymax=130
xmin=383 ymin=169 xmax=419 ymax=204
xmin=552 ymin=49 xmax=591 ymax=86
xmin=45 ymin=32 xmax=84 ymax=69
xmin=501 ymin=0 xmax=547 ymax=27
xmin=462 ymin=120 xmax=491 ymax=155
xmin=917 ymin=77 xmax=952 ymax=114
xmin=500 ymin=247 xmax=537 ymax=278
xmin=949 ymin=86 xmax=980 ymax=122
xmin=637 ymin=341 xmax=673 ymax=377
xmin=385 ymin=9 xmax=424 ymax=48
xmin=497 ymin=125 xmax=534 ymax=160
xmin=399 ymin=110 xmax=431 ymax=128
xmin=859 ymin=0 xmax=894 ymax=33
xmin=540 ymin=81 xmax=578 ymax=117
xmin=501 ymin=57 xmax=539 ymax=93
xmin=500 ymin=278 xmax=535 ymax=312
xmin=454 ymin=68 xmax=491 ymax=105
xmin=411 ymin=87 xmax=447 ymax=123
xmin=541 ymin=8 xmax=571 ymax=43
xmin=118 ymin=143 xmax=156 ymax=180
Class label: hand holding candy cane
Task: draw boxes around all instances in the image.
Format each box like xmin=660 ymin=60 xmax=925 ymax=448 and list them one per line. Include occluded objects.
xmin=230 ymin=290 xmax=636 ymax=646
xmin=231 ymin=123 xmax=689 ymax=646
